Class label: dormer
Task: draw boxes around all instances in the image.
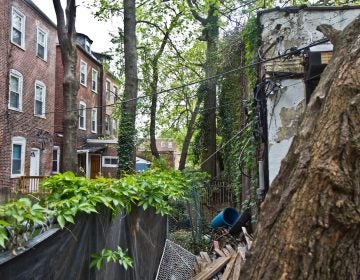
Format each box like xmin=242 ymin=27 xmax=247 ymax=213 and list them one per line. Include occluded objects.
xmin=76 ymin=33 xmax=93 ymax=54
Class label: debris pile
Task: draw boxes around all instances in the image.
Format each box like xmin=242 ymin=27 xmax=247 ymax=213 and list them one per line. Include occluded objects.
xmin=191 ymin=227 xmax=253 ymax=280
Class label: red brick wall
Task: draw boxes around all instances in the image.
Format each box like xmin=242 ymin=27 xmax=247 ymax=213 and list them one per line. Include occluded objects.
xmin=0 ymin=0 xmax=57 ymax=189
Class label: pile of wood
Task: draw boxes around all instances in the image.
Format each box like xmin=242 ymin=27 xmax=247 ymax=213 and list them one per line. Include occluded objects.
xmin=191 ymin=227 xmax=253 ymax=280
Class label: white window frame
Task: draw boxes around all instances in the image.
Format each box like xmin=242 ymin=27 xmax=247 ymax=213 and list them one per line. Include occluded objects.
xmin=8 ymin=69 xmax=23 ymax=112
xmin=168 ymin=142 xmax=173 ymax=148
xmin=91 ymin=108 xmax=97 ymax=133
xmin=85 ymin=40 xmax=91 ymax=53
xmin=91 ymin=69 xmax=98 ymax=93
xmin=102 ymin=156 xmax=118 ymax=168
xmin=80 ymin=60 xmax=87 ymax=86
xmin=112 ymin=119 xmax=117 ymax=136
xmin=52 ymin=146 xmax=60 ymax=174
xmin=11 ymin=7 xmax=26 ymax=49
xmin=105 ymin=114 xmax=110 ymax=133
xmin=79 ymin=101 xmax=86 ymax=130
xmin=34 ymin=80 xmax=46 ymax=118
xmin=11 ymin=136 xmax=26 ymax=178
xmin=36 ymin=27 xmax=48 ymax=61
xmin=106 ymin=79 xmax=111 ymax=101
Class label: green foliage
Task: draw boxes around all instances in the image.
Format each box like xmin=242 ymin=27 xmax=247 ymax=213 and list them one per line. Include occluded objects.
xmin=90 ymin=246 xmax=133 ymax=271
xmin=0 ymin=198 xmax=48 ymax=249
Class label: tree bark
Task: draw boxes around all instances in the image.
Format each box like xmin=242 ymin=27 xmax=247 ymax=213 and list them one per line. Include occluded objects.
xmin=118 ymin=0 xmax=138 ymax=175
xmin=53 ymin=0 xmax=79 ymax=173
xmin=241 ymin=16 xmax=360 ymax=279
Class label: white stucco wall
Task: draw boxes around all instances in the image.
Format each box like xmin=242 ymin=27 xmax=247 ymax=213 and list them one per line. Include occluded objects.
xmin=260 ymin=7 xmax=360 ymax=186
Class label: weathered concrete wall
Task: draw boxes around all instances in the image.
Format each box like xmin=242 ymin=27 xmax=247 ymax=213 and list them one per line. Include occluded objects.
xmin=259 ymin=7 xmax=360 ymax=185
xmin=267 ymin=79 xmax=305 ymax=184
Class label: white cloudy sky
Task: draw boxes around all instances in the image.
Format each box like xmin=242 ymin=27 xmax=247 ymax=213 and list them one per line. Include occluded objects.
xmin=32 ymin=0 xmax=119 ymax=52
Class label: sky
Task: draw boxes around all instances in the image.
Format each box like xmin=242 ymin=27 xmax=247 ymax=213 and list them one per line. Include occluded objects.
xmin=31 ymin=0 xmax=118 ymax=53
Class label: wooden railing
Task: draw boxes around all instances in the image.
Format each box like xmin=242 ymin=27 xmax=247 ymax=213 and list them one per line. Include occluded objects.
xmin=18 ymin=176 xmax=45 ymax=193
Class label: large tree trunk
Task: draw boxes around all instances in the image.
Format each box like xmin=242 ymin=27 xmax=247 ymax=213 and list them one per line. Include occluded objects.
xmin=242 ymin=16 xmax=360 ymax=279
xmin=117 ymin=0 xmax=138 ymax=175
xmin=53 ymin=0 xmax=78 ymax=173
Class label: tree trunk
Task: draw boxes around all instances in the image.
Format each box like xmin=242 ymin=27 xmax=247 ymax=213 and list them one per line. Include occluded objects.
xmin=242 ymin=16 xmax=360 ymax=279
xmin=178 ymin=97 xmax=201 ymax=170
xmin=53 ymin=0 xmax=78 ymax=173
xmin=118 ymin=0 xmax=138 ymax=175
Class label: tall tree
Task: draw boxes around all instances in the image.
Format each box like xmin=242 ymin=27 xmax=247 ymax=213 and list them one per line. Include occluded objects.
xmin=53 ymin=0 xmax=78 ymax=172
xmin=186 ymin=0 xmax=220 ymax=178
xmin=117 ymin=0 xmax=138 ymax=175
xmin=242 ymin=16 xmax=360 ymax=279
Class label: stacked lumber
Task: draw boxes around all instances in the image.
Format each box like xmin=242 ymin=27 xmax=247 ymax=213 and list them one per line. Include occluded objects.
xmin=191 ymin=227 xmax=253 ymax=280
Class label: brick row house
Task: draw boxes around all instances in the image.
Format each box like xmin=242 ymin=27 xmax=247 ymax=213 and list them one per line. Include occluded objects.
xmin=0 ymin=0 xmax=57 ymax=194
xmin=0 ymin=0 xmax=121 ymax=198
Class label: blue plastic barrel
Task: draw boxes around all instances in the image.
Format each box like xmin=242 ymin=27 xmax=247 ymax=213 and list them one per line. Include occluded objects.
xmin=210 ymin=208 xmax=240 ymax=228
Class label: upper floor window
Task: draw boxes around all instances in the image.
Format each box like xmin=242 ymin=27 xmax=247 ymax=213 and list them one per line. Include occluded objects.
xmin=105 ymin=114 xmax=110 ymax=133
xmin=80 ymin=60 xmax=87 ymax=86
xmin=79 ymin=102 xmax=86 ymax=130
xmin=85 ymin=40 xmax=91 ymax=53
xmin=106 ymin=80 xmax=111 ymax=101
xmin=36 ymin=27 xmax=48 ymax=60
xmin=34 ymin=81 xmax=46 ymax=117
xmin=11 ymin=136 xmax=26 ymax=178
xmin=11 ymin=7 xmax=25 ymax=48
xmin=112 ymin=119 xmax=117 ymax=136
xmin=52 ymin=146 xmax=60 ymax=173
xmin=168 ymin=142 xmax=173 ymax=149
xmin=91 ymin=69 xmax=98 ymax=93
xmin=113 ymin=86 xmax=118 ymax=104
xmin=9 ymin=69 xmax=23 ymax=111
xmin=91 ymin=108 xmax=97 ymax=133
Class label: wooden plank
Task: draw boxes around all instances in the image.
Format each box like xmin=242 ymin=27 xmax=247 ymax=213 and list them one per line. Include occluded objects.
xmin=222 ymin=248 xmax=231 ymax=256
xmin=220 ymin=253 xmax=238 ymax=280
xmin=200 ymin=252 xmax=212 ymax=264
xmin=196 ymin=256 xmax=207 ymax=271
xmin=192 ymin=256 xmax=231 ymax=280
xmin=231 ymin=253 xmax=242 ymax=280
xmin=226 ymin=245 xmax=235 ymax=254
xmin=238 ymin=246 xmax=247 ymax=261
xmin=242 ymin=227 xmax=253 ymax=249
xmin=215 ymin=248 xmax=226 ymax=257
xmin=193 ymin=262 xmax=200 ymax=275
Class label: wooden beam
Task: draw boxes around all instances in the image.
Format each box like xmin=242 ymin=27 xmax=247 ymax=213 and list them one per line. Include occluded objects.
xmin=231 ymin=253 xmax=242 ymax=280
xmin=192 ymin=256 xmax=230 ymax=280
xmin=220 ymin=253 xmax=238 ymax=280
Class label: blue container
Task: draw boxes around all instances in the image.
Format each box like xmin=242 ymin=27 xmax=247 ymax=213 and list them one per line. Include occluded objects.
xmin=210 ymin=208 xmax=240 ymax=228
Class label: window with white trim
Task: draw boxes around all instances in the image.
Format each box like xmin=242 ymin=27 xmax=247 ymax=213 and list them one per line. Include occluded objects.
xmin=113 ymin=86 xmax=118 ymax=104
xmin=85 ymin=40 xmax=91 ymax=53
xmin=11 ymin=7 xmax=25 ymax=48
xmin=11 ymin=136 xmax=26 ymax=177
xmin=36 ymin=27 xmax=47 ymax=60
xmin=91 ymin=108 xmax=97 ymax=133
xmin=112 ymin=119 xmax=117 ymax=136
xmin=79 ymin=102 xmax=86 ymax=130
xmin=105 ymin=114 xmax=110 ymax=133
xmin=52 ymin=146 xmax=60 ymax=173
xmin=91 ymin=69 xmax=98 ymax=92
xmin=102 ymin=156 xmax=118 ymax=167
xmin=34 ymin=81 xmax=46 ymax=117
xmin=9 ymin=69 xmax=23 ymax=111
xmin=80 ymin=60 xmax=87 ymax=86
xmin=106 ymin=80 xmax=111 ymax=101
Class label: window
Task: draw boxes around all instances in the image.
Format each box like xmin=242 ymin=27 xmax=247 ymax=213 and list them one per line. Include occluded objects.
xmin=106 ymin=80 xmax=111 ymax=101
xmin=105 ymin=114 xmax=110 ymax=133
xmin=102 ymin=156 xmax=118 ymax=167
xmin=80 ymin=60 xmax=87 ymax=86
xmin=79 ymin=102 xmax=86 ymax=130
xmin=112 ymin=119 xmax=117 ymax=136
xmin=11 ymin=7 xmax=25 ymax=48
xmin=52 ymin=146 xmax=60 ymax=173
xmin=113 ymin=86 xmax=118 ymax=104
xmin=161 ymin=141 xmax=166 ymax=148
xmin=9 ymin=69 xmax=23 ymax=111
xmin=168 ymin=142 xmax=173 ymax=149
xmin=36 ymin=27 xmax=47 ymax=60
xmin=11 ymin=136 xmax=26 ymax=177
xmin=91 ymin=69 xmax=98 ymax=92
xmin=34 ymin=81 xmax=46 ymax=117
xmin=85 ymin=40 xmax=91 ymax=53
xmin=91 ymin=108 xmax=97 ymax=133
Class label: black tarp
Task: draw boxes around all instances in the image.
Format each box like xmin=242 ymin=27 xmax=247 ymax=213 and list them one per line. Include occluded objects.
xmin=0 ymin=207 xmax=166 ymax=280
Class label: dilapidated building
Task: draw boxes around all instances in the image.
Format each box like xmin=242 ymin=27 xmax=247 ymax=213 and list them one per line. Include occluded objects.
xmin=257 ymin=6 xmax=360 ymax=190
